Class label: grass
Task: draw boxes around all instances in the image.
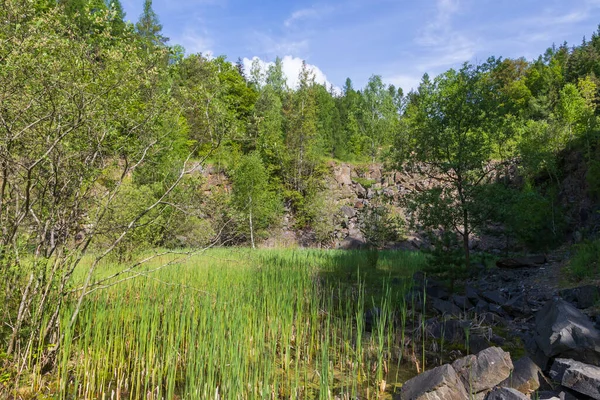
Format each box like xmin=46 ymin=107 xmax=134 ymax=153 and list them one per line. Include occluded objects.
xmin=23 ymin=248 xmax=428 ymax=399
xmin=353 ymin=176 xmax=377 ymax=189
xmin=566 ymin=239 xmax=600 ymax=281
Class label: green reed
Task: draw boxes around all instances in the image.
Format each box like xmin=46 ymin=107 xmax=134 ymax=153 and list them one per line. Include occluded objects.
xmin=53 ymin=248 xmax=426 ymax=399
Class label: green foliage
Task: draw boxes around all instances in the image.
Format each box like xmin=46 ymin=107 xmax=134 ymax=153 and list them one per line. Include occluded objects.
xmin=100 ymin=183 xmax=164 ymax=261
xmin=360 ymin=75 xmax=398 ymax=162
xmin=230 ymin=152 xmax=282 ymax=246
xmin=506 ymin=185 xmax=565 ymax=251
xmin=359 ymin=199 xmax=405 ymax=249
xmin=253 ymin=85 xmax=285 ymax=175
xmin=568 ymin=239 xmax=600 ymax=280
xmin=135 ymin=0 xmax=167 ymax=47
xmin=396 ymin=61 xmax=519 ymax=267
xmin=473 ymin=182 xmax=565 ymax=251
xmin=353 ymin=176 xmax=376 ymax=189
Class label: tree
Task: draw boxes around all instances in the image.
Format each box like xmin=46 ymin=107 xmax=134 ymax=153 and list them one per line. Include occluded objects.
xmin=230 ymin=152 xmax=280 ymax=248
xmin=253 ymin=85 xmax=285 ymax=176
xmin=284 ymin=61 xmax=319 ymax=193
xmin=0 ymin=0 xmax=217 ymax=376
xmin=266 ymin=57 xmax=288 ymax=97
xmin=173 ymin=54 xmax=237 ymax=154
xmin=315 ymin=84 xmax=342 ymax=158
xmin=360 ymin=75 xmax=397 ymax=162
xmin=136 ymin=0 xmax=167 ymax=47
xmin=338 ymin=78 xmax=362 ymax=159
xmin=105 ymin=0 xmax=127 ymax=35
xmin=396 ymin=62 xmax=510 ymax=268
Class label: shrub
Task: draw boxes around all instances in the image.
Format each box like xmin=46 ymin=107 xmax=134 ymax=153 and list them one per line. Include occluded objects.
xmin=568 ymin=239 xmax=600 ymax=280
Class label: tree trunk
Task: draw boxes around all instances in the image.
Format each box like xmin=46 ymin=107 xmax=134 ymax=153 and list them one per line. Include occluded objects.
xmin=463 ymin=209 xmax=470 ymax=269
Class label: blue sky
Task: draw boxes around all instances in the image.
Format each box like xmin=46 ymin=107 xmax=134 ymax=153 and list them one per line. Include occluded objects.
xmin=121 ymin=0 xmax=600 ymax=92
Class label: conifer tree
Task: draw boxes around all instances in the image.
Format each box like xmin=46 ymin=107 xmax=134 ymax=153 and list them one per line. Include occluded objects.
xmin=136 ymin=0 xmax=167 ymax=47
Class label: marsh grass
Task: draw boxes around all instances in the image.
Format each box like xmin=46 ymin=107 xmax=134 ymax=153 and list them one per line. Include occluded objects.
xmin=48 ymin=248 xmax=426 ymax=399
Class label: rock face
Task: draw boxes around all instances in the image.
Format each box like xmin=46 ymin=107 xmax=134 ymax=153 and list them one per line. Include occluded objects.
xmin=550 ymin=358 xmax=600 ymax=399
xmin=398 ymin=364 xmax=468 ymax=400
xmin=484 ymin=387 xmax=529 ymax=400
xmin=533 ymin=299 xmax=600 ymax=367
xmin=499 ymin=356 xmax=542 ymax=394
xmin=496 ymin=255 xmax=547 ymax=268
xmin=451 ymin=347 xmax=514 ymax=396
xmin=431 ymin=298 xmax=461 ymax=316
xmin=560 ymin=285 xmax=600 ymax=309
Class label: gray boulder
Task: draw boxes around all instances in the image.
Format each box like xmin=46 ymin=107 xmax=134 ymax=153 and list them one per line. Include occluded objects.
xmin=426 ymin=318 xmax=468 ymax=343
xmin=432 ymin=298 xmax=461 ymax=316
xmin=355 ymin=183 xmax=367 ymax=198
xmin=340 ymin=205 xmax=356 ymax=218
xmin=484 ymin=387 xmax=529 ymax=400
xmin=550 ymin=358 xmax=600 ymax=399
xmin=560 ymin=285 xmax=600 ymax=309
xmin=496 ymin=255 xmax=547 ymax=268
xmin=398 ymin=364 xmax=468 ymax=400
xmin=452 ymin=346 xmax=513 ymax=395
xmin=452 ymin=294 xmax=474 ymax=310
xmin=481 ymin=290 xmax=507 ymax=305
xmin=499 ymin=356 xmax=542 ymax=394
xmin=536 ymin=391 xmax=561 ymax=400
xmin=534 ymin=299 xmax=600 ymax=367
xmin=502 ymin=295 xmax=529 ymax=317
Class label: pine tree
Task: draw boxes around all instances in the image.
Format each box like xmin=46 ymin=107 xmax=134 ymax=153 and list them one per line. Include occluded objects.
xmin=284 ymin=61 xmax=319 ymax=192
xmin=266 ymin=57 xmax=288 ymax=97
xmin=136 ymin=0 xmax=167 ymax=47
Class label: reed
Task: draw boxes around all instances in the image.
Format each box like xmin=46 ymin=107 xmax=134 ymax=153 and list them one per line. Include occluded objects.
xmin=53 ymin=248 xmax=427 ymax=399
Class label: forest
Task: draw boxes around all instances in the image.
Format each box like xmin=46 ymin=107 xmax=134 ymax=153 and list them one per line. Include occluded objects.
xmin=2 ymin=0 xmax=600 ymax=398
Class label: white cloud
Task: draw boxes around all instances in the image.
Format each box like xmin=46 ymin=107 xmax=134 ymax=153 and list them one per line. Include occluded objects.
xmin=284 ymin=5 xmax=334 ymax=27
xmin=411 ymin=0 xmax=476 ymax=75
xmin=417 ymin=0 xmax=462 ymax=47
xmin=174 ymin=28 xmax=213 ymax=57
xmin=250 ymin=32 xmax=310 ymax=59
xmin=383 ymin=73 xmax=423 ymax=94
xmin=242 ymin=55 xmax=340 ymax=93
xmin=284 ymin=8 xmax=319 ymax=27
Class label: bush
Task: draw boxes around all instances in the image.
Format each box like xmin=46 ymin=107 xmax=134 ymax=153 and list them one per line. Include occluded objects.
xmin=568 ymin=239 xmax=600 ymax=280
xmin=359 ymin=199 xmax=405 ymax=249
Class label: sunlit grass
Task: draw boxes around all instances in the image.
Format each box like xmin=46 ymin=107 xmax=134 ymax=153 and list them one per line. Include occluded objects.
xmin=54 ymin=248 xmax=427 ymax=399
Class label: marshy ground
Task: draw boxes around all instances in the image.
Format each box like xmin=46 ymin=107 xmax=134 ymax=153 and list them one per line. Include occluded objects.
xmin=19 ymin=248 xmax=433 ymax=399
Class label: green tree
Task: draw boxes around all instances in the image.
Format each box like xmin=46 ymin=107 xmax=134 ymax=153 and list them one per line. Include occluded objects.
xmin=338 ymin=78 xmax=362 ymax=159
xmin=136 ymin=0 xmax=167 ymax=47
xmin=396 ymin=62 xmax=511 ymax=268
xmin=105 ymin=0 xmax=127 ymax=35
xmin=0 ymin=0 xmax=197 ymax=371
xmin=254 ymin=85 xmax=285 ymax=176
xmin=284 ymin=61 xmax=319 ymax=193
xmin=231 ymin=152 xmax=280 ymax=248
xmin=360 ymin=75 xmax=397 ymax=162
xmin=315 ymin=84 xmax=342 ymax=158
xmin=266 ymin=57 xmax=288 ymax=97
xmin=172 ymin=54 xmax=237 ymax=154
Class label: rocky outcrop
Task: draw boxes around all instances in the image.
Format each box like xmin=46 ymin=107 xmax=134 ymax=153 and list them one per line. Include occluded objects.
xmin=484 ymin=387 xmax=528 ymax=400
xmin=397 ymin=364 xmax=468 ymax=400
xmin=499 ymin=356 xmax=542 ymax=394
xmin=496 ymin=255 xmax=547 ymax=269
xmin=560 ymin=285 xmax=600 ymax=309
xmin=451 ymin=347 xmax=513 ymax=397
xmin=398 ymin=348 xmax=514 ymax=400
xmin=550 ymin=358 xmax=600 ymax=399
xmin=531 ymin=299 xmax=600 ymax=368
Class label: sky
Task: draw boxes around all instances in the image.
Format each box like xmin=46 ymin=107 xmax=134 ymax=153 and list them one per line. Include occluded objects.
xmin=121 ymin=0 xmax=600 ymax=93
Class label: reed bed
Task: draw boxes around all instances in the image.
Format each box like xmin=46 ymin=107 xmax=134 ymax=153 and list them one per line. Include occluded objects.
xmin=53 ymin=248 xmax=427 ymax=399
